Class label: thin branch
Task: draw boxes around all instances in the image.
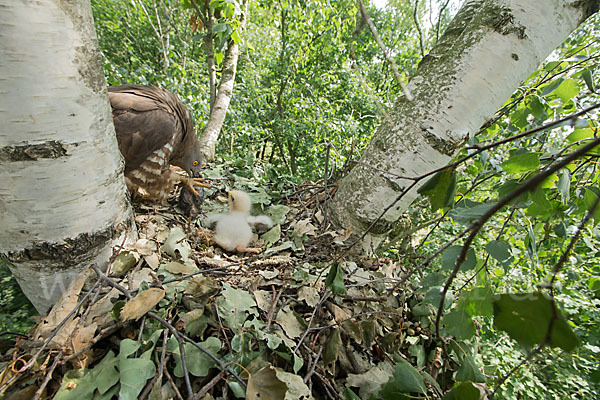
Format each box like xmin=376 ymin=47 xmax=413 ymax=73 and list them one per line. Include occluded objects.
xmin=549 ymin=194 xmax=600 ymax=289
xmin=412 ymin=0 xmax=425 ymax=57
xmin=358 ymin=1 xmax=413 ymax=100
xmin=0 ymin=276 xmax=99 ymax=393
xmin=435 ymin=0 xmax=451 ymax=42
xmin=434 ymin=136 xmax=600 ymax=338
xmin=88 ymin=265 xmax=194 ymax=400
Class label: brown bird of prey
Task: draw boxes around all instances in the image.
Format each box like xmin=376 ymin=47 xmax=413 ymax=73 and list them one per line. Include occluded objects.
xmin=108 ymin=84 xmax=205 ymax=202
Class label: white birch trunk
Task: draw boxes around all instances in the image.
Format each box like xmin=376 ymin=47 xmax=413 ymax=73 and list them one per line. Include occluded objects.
xmin=330 ymin=0 xmax=599 ymax=251
xmin=198 ymin=0 xmax=248 ymax=161
xmin=0 ymin=1 xmax=136 ymax=313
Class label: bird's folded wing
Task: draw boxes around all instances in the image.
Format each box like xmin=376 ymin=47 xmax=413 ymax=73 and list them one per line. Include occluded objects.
xmin=246 ymin=215 xmax=274 ymax=231
xmin=204 ymin=214 xmax=222 ymax=228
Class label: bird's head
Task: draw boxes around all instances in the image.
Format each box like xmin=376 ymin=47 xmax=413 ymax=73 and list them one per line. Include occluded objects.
xmin=228 ymin=190 xmax=252 ymax=214
xmin=182 ymin=141 xmax=203 ymax=178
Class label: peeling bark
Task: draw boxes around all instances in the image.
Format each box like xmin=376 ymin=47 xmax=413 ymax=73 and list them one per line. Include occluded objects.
xmin=329 ymin=0 xmax=599 ymax=251
xmin=0 ymin=0 xmax=136 ymax=313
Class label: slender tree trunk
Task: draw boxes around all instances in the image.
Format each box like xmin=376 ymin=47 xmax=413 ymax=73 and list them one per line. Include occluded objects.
xmin=329 ymin=0 xmax=599 ymax=251
xmin=198 ymin=0 xmax=248 ymax=161
xmin=204 ymin=0 xmax=217 ymax=111
xmin=0 ymin=0 xmax=136 ymax=313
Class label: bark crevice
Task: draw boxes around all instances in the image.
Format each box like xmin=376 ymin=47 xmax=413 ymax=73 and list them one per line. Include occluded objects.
xmin=1 ymin=221 xmax=131 ymax=265
xmin=0 ymin=141 xmax=69 ymax=161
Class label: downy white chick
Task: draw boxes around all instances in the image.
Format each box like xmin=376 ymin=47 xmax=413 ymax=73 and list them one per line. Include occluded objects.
xmin=210 ymin=190 xmax=273 ymax=253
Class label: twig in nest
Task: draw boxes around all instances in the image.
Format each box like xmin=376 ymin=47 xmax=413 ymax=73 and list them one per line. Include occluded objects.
xmin=163 ymin=362 xmax=185 ymax=400
xmin=0 ymin=277 xmax=100 ymax=393
xmin=140 ymin=330 xmax=169 ymax=400
xmin=195 ymin=369 xmax=226 ymax=399
xmin=214 ymin=302 xmax=232 ymax=351
xmin=265 ymin=285 xmax=285 ymax=331
xmin=89 ymin=264 xmax=247 ymax=391
xmin=90 ymin=265 xmax=194 ymax=399
xmin=293 ymin=290 xmax=330 ymax=356
xmin=32 ymin=349 xmax=63 ymax=400
xmin=303 ymin=343 xmax=324 ymax=384
xmin=339 ymin=294 xmax=387 ymax=302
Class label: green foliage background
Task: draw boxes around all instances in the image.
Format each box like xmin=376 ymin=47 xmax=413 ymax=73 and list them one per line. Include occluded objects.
xmin=1 ymin=1 xmax=598 ymax=399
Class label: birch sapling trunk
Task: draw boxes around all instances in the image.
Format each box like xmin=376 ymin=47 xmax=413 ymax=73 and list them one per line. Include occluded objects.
xmin=198 ymin=0 xmax=249 ymax=161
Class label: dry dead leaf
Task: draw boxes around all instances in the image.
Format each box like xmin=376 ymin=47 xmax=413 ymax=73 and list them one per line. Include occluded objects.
xmin=68 ymin=322 xmax=97 ymax=364
xmin=292 ymin=218 xmax=317 ymax=237
xmin=253 ymin=290 xmax=273 ymax=312
xmin=85 ymin=288 xmax=120 ymax=327
xmin=275 ymin=306 xmax=304 ymax=339
xmin=326 ymin=302 xmax=350 ymax=323
xmin=34 ymin=269 xmax=92 ymax=343
xmin=164 ymin=260 xmax=194 ymax=274
xmin=121 ymin=288 xmax=166 ymax=321
xmin=130 ymin=268 xmax=155 ymax=289
xmin=130 ymin=238 xmax=157 ymax=256
xmin=246 ymin=365 xmax=287 ymax=400
xmin=144 ymin=253 xmax=160 ymax=269
xmin=298 ymin=286 xmax=320 ymax=307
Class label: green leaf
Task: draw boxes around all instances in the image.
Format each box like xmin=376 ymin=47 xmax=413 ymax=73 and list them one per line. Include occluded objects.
xmin=118 ymin=340 xmax=156 ymax=400
xmin=457 ymin=286 xmax=493 ymax=317
xmin=455 ymin=354 xmax=486 ymax=383
xmin=380 ymin=360 xmax=427 ymax=397
xmin=588 ymin=277 xmax=600 ymax=299
xmin=161 ymin=227 xmax=191 ymax=261
xmin=441 ymin=246 xmax=477 ymax=271
xmin=555 ymin=78 xmax=580 ymax=104
xmin=267 ymin=204 xmax=291 ymax=224
xmin=510 ymin=107 xmax=529 ymax=129
xmin=95 ymin=352 xmax=120 ymax=394
xmin=501 ymin=152 xmax=540 ymax=174
xmin=443 ymin=309 xmax=475 ymax=340
xmin=557 ymin=169 xmax=571 ymax=204
xmin=408 ymin=344 xmax=426 ymax=367
xmin=448 ymin=200 xmax=494 ymax=225
xmin=493 ymin=293 xmax=580 ymax=352
xmin=580 ymin=187 xmax=600 ymax=221
xmin=442 ymin=382 xmax=481 ymax=400
xmin=581 ymin=68 xmax=595 ymax=92
xmin=417 ymin=169 xmax=457 ymax=211
xmin=566 ymin=127 xmax=596 ymax=144
xmin=54 ymin=370 xmax=97 ymax=400
xmin=485 ymin=240 xmax=514 ymax=268
xmin=231 ymin=29 xmax=240 ymax=44
xmin=54 ymin=352 xmax=119 ymax=400
xmin=323 ymin=328 xmax=342 ymax=368
xmin=423 ymin=286 xmax=454 ymax=309
xmin=173 ymin=337 xmax=221 ymax=377
xmin=527 ymin=95 xmax=546 ymax=119
xmin=216 ymin=284 xmax=259 ymax=329
xmin=262 ymin=224 xmax=281 ymax=247
xmin=540 ymin=77 xmax=564 ymax=96
xmin=526 ymin=188 xmax=555 ymax=217
xmin=343 ymin=387 xmax=361 ymax=400
xmin=212 ymin=23 xmax=229 ymax=33
xmin=325 ymin=264 xmax=347 ymax=295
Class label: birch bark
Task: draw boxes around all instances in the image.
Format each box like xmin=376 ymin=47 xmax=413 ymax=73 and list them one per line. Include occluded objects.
xmin=330 ymin=0 xmax=599 ymax=251
xmin=0 ymin=0 xmax=136 ymax=313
